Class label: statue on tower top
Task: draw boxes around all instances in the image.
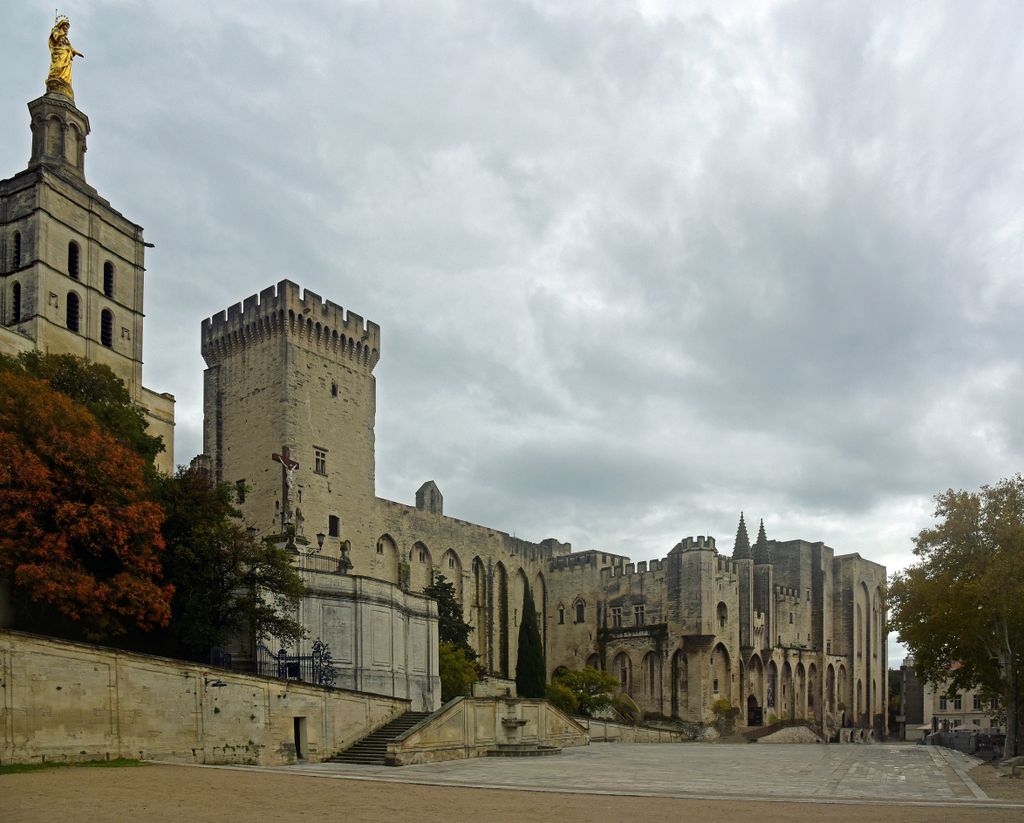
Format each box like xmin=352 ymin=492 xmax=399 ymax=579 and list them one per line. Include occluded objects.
xmin=46 ymin=14 xmax=84 ymax=101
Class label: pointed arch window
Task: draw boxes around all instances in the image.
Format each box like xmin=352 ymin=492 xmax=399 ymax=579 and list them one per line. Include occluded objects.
xmin=11 ymin=282 xmax=21 ymax=323
xmin=101 ymin=309 xmax=113 ymax=347
xmin=68 ymin=241 xmax=80 ymax=280
xmin=12 ymin=232 xmax=21 ymax=269
xmin=103 ymin=261 xmax=115 ymax=297
xmin=66 ymin=292 xmax=80 ymax=332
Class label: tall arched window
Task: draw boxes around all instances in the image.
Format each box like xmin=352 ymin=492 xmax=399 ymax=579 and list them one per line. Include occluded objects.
xmin=100 ymin=309 xmax=113 ymax=347
xmin=12 ymin=232 xmax=21 ymax=269
xmin=66 ymin=292 xmax=80 ymax=332
xmin=11 ymin=282 xmax=21 ymax=323
xmin=103 ymin=261 xmax=115 ymax=297
xmin=574 ymin=599 xmax=585 ymax=624
xmin=67 ymin=241 xmax=80 ymax=279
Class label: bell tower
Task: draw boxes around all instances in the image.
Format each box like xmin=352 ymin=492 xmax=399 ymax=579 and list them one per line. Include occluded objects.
xmin=0 ymin=20 xmax=175 ymax=473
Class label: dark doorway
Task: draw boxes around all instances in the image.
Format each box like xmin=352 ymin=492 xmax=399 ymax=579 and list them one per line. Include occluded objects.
xmin=747 ymin=695 xmax=763 ymax=726
xmin=293 ymin=717 xmax=307 ymax=760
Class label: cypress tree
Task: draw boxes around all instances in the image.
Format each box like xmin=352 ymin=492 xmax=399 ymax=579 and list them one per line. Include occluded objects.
xmin=515 ymin=583 xmax=546 ymax=698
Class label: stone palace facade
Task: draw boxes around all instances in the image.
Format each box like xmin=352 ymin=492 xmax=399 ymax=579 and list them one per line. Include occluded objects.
xmin=201 ymin=280 xmax=888 ymax=732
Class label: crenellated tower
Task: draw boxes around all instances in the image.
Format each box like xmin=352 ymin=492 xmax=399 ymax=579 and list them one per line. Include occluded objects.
xmin=201 ymin=279 xmax=380 ymax=559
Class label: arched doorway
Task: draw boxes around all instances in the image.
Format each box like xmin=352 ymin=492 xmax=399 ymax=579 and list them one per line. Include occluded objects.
xmin=711 ymin=644 xmax=731 ymax=704
xmin=747 ymin=694 xmax=762 ymax=726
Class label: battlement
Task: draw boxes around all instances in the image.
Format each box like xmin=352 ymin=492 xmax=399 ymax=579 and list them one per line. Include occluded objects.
xmin=715 ymin=556 xmax=738 ymax=575
xmin=601 ymin=558 xmax=666 ymax=580
xmin=774 ymin=585 xmax=800 ymax=599
xmin=200 ymin=279 xmax=381 ymax=370
xmin=670 ymin=535 xmax=717 ymax=553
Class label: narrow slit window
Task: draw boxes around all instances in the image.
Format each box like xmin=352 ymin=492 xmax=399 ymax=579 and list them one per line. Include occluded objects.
xmin=11 ymin=282 xmax=21 ymax=323
xmin=68 ymin=241 xmax=80 ymax=279
xmin=103 ymin=261 xmax=115 ymax=297
xmin=12 ymin=232 xmax=21 ymax=269
xmin=100 ymin=309 xmax=113 ymax=347
xmin=66 ymin=292 xmax=80 ymax=332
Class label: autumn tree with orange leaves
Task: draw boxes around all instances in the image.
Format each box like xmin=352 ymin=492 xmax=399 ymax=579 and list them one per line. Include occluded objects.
xmin=0 ymin=369 xmax=173 ymax=639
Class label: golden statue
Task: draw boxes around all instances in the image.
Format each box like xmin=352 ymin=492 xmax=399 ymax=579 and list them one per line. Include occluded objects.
xmin=46 ymin=16 xmax=84 ymax=99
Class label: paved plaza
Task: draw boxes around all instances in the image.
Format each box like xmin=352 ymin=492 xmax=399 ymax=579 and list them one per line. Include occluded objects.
xmin=276 ymin=742 xmax=1006 ymax=807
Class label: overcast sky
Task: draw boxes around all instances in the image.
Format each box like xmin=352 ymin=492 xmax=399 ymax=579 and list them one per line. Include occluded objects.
xmin=5 ymin=2 xmax=1023 ymax=663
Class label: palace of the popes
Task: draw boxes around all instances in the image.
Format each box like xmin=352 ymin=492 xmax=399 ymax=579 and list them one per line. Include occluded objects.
xmin=1 ymin=25 xmax=888 ymax=749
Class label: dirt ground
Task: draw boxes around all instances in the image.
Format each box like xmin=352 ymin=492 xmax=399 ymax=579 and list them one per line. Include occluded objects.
xmin=3 ymin=764 xmax=1024 ymax=823
xmin=968 ymin=762 xmax=1024 ymax=801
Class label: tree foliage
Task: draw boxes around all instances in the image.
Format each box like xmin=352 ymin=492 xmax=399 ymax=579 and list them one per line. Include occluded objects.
xmin=515 ymin=583 xmax=545 ymax=698
xmin=439 ymin=640 xmax=479 ymax=703
xmin=889 ymin=476 xmax=1024 ymax=758
xmin=0 ymin=369 xmax=172 ymax=638
xmin=424 ymin=574 xmax=475 ymax=659
xmin=553 ymin=667 xmax=619 ymax=717
xmin=0 ymin=352 xmax=164 ymax=471
xmin=544 ymin=681 xmax=579 ymax=715
xmin=153 ymin=468 xmax=306 ymax=660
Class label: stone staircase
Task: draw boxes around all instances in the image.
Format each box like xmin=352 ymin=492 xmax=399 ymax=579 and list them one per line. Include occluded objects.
xmin=328 ymin=711 xmax=432 ymax=765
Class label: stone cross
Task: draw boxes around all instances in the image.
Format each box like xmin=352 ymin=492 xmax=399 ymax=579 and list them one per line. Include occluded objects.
xmin=272 ymin=446 xmax=299 ymax=532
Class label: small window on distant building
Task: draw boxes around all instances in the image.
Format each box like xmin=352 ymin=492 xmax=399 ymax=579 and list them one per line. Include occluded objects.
xmin=68 ymin=241 xmax=80 ymax=279
xmin=100 ymin=309 xmax=113 ymax=347
xmin=448 ymin=555 xmax=456 ymax=569
xmin=634 ymin=604 xmax=645 ymax=626
xmin=558 ymin=606 xmax=564 ymax=624
xmin=235 ymin=480 xmax=245 ymax=503
xmin=331 ymin=381 xmax=338 ymax=397
xmin=314 ymin=447 xmax=327 ymax=475
xmin=826 ymin=640 xmax=832 ymax=655
xmin=376 ymin=540 xmax=384 ymax=555
xmin=954 ymin=694 xmax=962 ymax=710
xmin=513 ymin=609 xmax=518 ymax=627
xmin=973 ymin=694 xmax=982 ymax=711
xmin=328 ymin=514 xmax=340 ymax=537
xmin=575 ymin=600 xmax=585 ymax=624
xmin=939 ymin=697 xmax=948 ymax=711
xmin=12 ymin=232 xmax=21 ymax=269
xmin=66 ymin=292 xmax=80 ymax=331
xmin=713 ymin=678 xmax=720 ymax=694
xmin=611 ymin=606 xmax=622 ymax=627
xmin=11 ymin=282 xmax=21 ymax=323
xmin=418 ymin=549 xmax=426 ymax=562
xmin=103 ymin=261 xmax=115 ymax=297
xmin=789 ymin=613 xmax=793 ymax=624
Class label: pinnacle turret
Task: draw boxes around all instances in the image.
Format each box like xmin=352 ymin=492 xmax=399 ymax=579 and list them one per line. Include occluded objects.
xmin=732 ymin=512 xmax=751 ymax=559
xmin=753 ymin=518 xmax=772 ymax=564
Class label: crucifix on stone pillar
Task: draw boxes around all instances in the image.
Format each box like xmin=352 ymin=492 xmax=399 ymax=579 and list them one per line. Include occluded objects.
xmin=272 ymin=446 xmax=300 ymax=534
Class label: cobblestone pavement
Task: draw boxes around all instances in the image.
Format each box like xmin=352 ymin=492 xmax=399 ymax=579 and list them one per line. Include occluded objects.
xmin=274 ymin=743 xmax=1012 ymax=807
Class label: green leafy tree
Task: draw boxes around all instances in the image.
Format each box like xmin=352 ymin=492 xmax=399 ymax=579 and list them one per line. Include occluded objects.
xmin=515 ymin=583 xmax=545 ymax=697
xmin=424 ymin=574 xmax=475 ymax=659
xmin=554 ymin=667 xmax=619 ymax=717
xmin=889 ymin=476 xmax=1024 ymax=758
xmin=544 ymin=681 xmax=579 ymax=715
xmin=153 ymin=468 xmax=306 ymax=661
xmin=0 ymin=352 xmax=164 ymax=471
xmin=439 ymin=641 xmax=478 ymax=703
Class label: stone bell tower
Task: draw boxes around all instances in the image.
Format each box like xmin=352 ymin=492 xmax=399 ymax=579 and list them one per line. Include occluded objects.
xmin=0 ymin=25 xmax=175 ymax=473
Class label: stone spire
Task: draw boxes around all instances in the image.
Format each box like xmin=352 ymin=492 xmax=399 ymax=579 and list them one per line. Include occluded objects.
xmin=753 ymin=518 xmax=771 ymax=564
xmin=732 ymin=512 xmax=751 ymax=559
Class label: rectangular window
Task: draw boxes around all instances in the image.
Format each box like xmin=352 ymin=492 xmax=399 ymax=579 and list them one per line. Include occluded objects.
xmin=826 ymin=641 xmax=831 ymax=655
xmin=634 ymin=604 xmax=645 ymax=626
xmin=328 ymin=515 xmax=340 ymax=538
xmin=954 ymin=694 xmax=962 ymax=710
xmin=789 ymin=613 xmax=793 ymax=624
xmin=713 ymin=678 xmax=719 ymax=694
xmin=235 ymin=479 xmax=246 ymax=504
xmin=314 ymin=448 xmax=327 ymax=475
xmin=558 ymin=607 xmax=564 ymax=624
xmin=939 ymin=697 xmax=947 ymax=711
xmin=611 ymin=607 xmax=622 ymax=627
xmin=973 ymin=694 xmax=982 ymax=711
xmin=448 ymin=555 xmax=456 ymax=569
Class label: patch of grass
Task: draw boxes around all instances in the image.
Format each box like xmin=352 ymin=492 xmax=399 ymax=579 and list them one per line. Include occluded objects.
xmin=0 ymin=757 xmax=145 ymax=776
